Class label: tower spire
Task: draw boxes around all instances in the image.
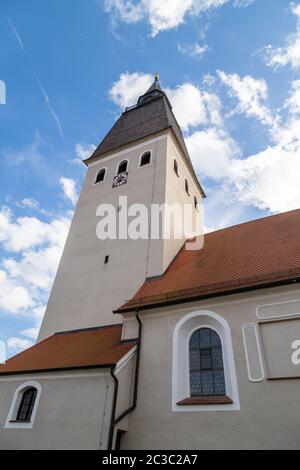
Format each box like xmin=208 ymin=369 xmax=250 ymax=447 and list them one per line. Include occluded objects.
xmin=137 ymin=74 xmax=163 ymax=106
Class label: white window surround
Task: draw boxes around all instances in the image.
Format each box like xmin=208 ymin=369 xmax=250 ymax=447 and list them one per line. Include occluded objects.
xmin=94 ymin=167 xmax=107 ymax=184
xmin=242 ymin=323 xmax=265 ymax=382
xmin=116 ymin=159 xmax=129 ymax=175
xmin=5 ymin=381 xmax=42 ymax=429
xmin=138 ymin=150 xmax=152 ymax=168
xmin=172 ymin=310 xmax=240 ymax=412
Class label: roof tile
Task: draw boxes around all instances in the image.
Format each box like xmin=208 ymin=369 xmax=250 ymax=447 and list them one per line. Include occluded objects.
xmin=0 ymin=325 xmax=136 ymax=375
xmin=116 ymin=209 xmax=300 ymax=312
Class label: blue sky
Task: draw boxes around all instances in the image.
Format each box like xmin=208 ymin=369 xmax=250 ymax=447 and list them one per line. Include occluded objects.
xmin=0 ymin=0 xmax=300 ymax=357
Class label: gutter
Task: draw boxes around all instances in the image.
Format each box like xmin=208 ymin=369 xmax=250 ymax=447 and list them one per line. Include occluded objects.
xmin=0 ymin=363 xmax=115 ymax=377
xmin=107 ymin=310 xmax=142 ymax=450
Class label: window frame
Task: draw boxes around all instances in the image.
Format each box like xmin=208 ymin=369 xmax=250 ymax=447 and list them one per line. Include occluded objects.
xmin=172 ymin=310 xmax=240 ymax=412
xmin=94 ymin=168 xmax=107 ymax=184
xmin=16 ymin=387 xmax=38 ymax=422
xmin=5 ymin=381 xmax=42 ymax=429
xmin=116 ymin=159 xmax=129 ymax=175
xmin=138 ymin=151 xmax=152 ymax=168
xmin=188 ymin=327 xmax=226 ymax=398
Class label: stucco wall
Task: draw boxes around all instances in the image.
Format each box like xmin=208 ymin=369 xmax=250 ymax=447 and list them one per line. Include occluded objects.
xmin=122 ymin=284 xmax=300 ymax=450
xmin=38 ymin=134 xmax=169 ymax=340
xmin=0 ymin=370 xmax=114 ymax=450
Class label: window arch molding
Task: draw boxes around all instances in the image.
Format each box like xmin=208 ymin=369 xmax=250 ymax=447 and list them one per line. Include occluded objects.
xmin=5 ymin=380 xmax=42 ymax=429
xmin=172 ymin=310 xmax=240 ymax=412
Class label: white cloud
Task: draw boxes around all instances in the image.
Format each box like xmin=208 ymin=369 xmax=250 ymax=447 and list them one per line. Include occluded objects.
xmin=0 ymin=206 xmax=70 ymax=316
xmin=218 ymin=70 xmax=274 ymax=126
xmin=21 ymin=326 xmax=40 ymax=340
xmin=60 ymin=177 xmax=79 ymax=206
xmin=17 ymin=198 xmax=40 ymax=211
xmin=263 ymin=3 xmax=300 ymax=70
xmin=0 ymin=270 xmax=33 ymax=314
xmin=166 ymin=83 xmax=222 ymax=131
xmin=37 ymin=78 xmax=65 ymax=140
xmin=109 ymin=72 xmax=153 ymax=109
xmin=186 ymin=128 xmax=240 ymax=179
xmin=109 ymin=72 xmax=222 ymax=130
xmin=74 ymin=143 xmax=97 ymax=163
xmin=229 ymin=142 xmax=300 ymax=213
xmin=178 ymin=42 xmax=209 ymax=59
xmin=3 ymin=244 xmax=65 ymax=291
xmin=284 ymin=79 xmax=300 ymax=115
xmin=104 ymin=0 xmax=255 ymax=36
xmin=21 ymin=313 xmax=44 ymax=340
xmin=0 ymin=207 xmax=68 ymax=252
xmin=6 ymin=17 xmax=25 ymax=53
xmin=7 ymin=337 xmax=33 ymax=352
xmin=221 ymin=78 xmax=300 ymax=213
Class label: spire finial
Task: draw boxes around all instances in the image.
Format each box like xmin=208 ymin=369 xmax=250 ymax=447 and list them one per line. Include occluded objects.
xmin=154 ymin=73 xmax=159 ymax=82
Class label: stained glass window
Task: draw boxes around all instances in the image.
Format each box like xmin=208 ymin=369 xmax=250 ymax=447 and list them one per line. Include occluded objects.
xmin=16 ymin=387 xmax=37 ymax=421
xmin=189 ymin=328 xmax=226 ymax=397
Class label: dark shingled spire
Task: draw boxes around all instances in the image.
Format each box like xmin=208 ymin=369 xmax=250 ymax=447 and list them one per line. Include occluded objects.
xmin=85 ymin=75 xmax=205 ymax=197
xmin=137 ymin=74 xmax=164 ymax=105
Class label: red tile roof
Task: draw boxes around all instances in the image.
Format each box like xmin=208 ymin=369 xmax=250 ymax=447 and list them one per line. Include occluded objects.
xmin=0 ymin=325 xmax=136 ymax=376
xmin=116 ymin=209 xmax=300 ymax=312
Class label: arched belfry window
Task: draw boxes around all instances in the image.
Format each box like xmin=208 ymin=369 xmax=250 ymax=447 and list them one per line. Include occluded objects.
xmin=16 ymin=387 xmax=38 ymax=421
xmin=189 ymin=328 xmax=226 ymax=397
xmin=117 ymin=160 xmax=128 ymax=174
xmin=95 ymin=168 xmax=106 ymax=184
xmin=139 ymin=151 xmax=151 ymax=167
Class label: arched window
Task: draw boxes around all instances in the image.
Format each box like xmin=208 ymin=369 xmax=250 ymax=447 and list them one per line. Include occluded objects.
xmin=139 ymin=151 xmax=151 ymax=167
xmin=172 ymin=310 xmax=240 ymax=411
xmin=16 ymin=387 xmax=38 ymax=421
xmin=5 ymin=381 xmax=42 ymax=429
xmin=185 ymin=179 xmax=190 ymax=196
xmin=174 ymin=159 xmax=179 ymax=176
xmin=189 ymin=328 xmax=226 ymax=397
xmin=95 ymin=168 xmax=106 ymax=184
xmin=117 ymin=160 xmax=128 ymax=174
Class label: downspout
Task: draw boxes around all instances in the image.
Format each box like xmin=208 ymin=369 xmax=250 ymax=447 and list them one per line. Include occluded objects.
xmin=107 ymin=310 xmax=142 ymax=450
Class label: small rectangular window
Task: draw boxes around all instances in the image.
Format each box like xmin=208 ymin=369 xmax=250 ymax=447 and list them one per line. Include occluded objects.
xmin=104 ymin=255 xmax=109 ymax=264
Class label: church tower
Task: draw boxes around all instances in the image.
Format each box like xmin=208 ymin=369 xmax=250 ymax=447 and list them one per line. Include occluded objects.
xmin=38 ymin=77 xmax=205 ymax=341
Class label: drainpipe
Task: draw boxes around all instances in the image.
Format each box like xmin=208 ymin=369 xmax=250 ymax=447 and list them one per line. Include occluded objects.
xmin=107 ymin=310 xmax=142 ymax=450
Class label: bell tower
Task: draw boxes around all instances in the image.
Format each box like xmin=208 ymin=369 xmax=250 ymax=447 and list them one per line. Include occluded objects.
xmin=38 ymin=77 xmax=205 ymax=341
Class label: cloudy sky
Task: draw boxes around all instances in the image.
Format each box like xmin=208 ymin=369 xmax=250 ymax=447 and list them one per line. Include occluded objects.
xmin=0 ymin=0 xmax=300 ymax=356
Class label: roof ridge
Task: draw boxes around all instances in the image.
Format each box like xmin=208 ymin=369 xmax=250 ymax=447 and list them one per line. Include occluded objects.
xmin=55 ymin=323 xmax=123 ymax=336
xmin=204 ymin=208 xmax=300 ymax=237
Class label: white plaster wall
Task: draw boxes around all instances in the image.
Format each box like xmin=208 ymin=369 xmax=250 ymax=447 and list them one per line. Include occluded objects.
xmin=38 ymin=135 xmax=168 ymax=340
xmin=122 ymin=284 xmax=300 ymax=450
xmin=0 ymin=371 xmax=114 ymax=450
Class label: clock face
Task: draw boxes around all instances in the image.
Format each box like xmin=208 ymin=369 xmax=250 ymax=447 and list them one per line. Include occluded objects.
xmin=112 ymin=171 xmax=128 ymax=188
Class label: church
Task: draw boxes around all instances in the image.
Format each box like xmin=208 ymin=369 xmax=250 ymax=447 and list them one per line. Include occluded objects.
xmin=0 ymin=77 xmax=300 ymax=450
